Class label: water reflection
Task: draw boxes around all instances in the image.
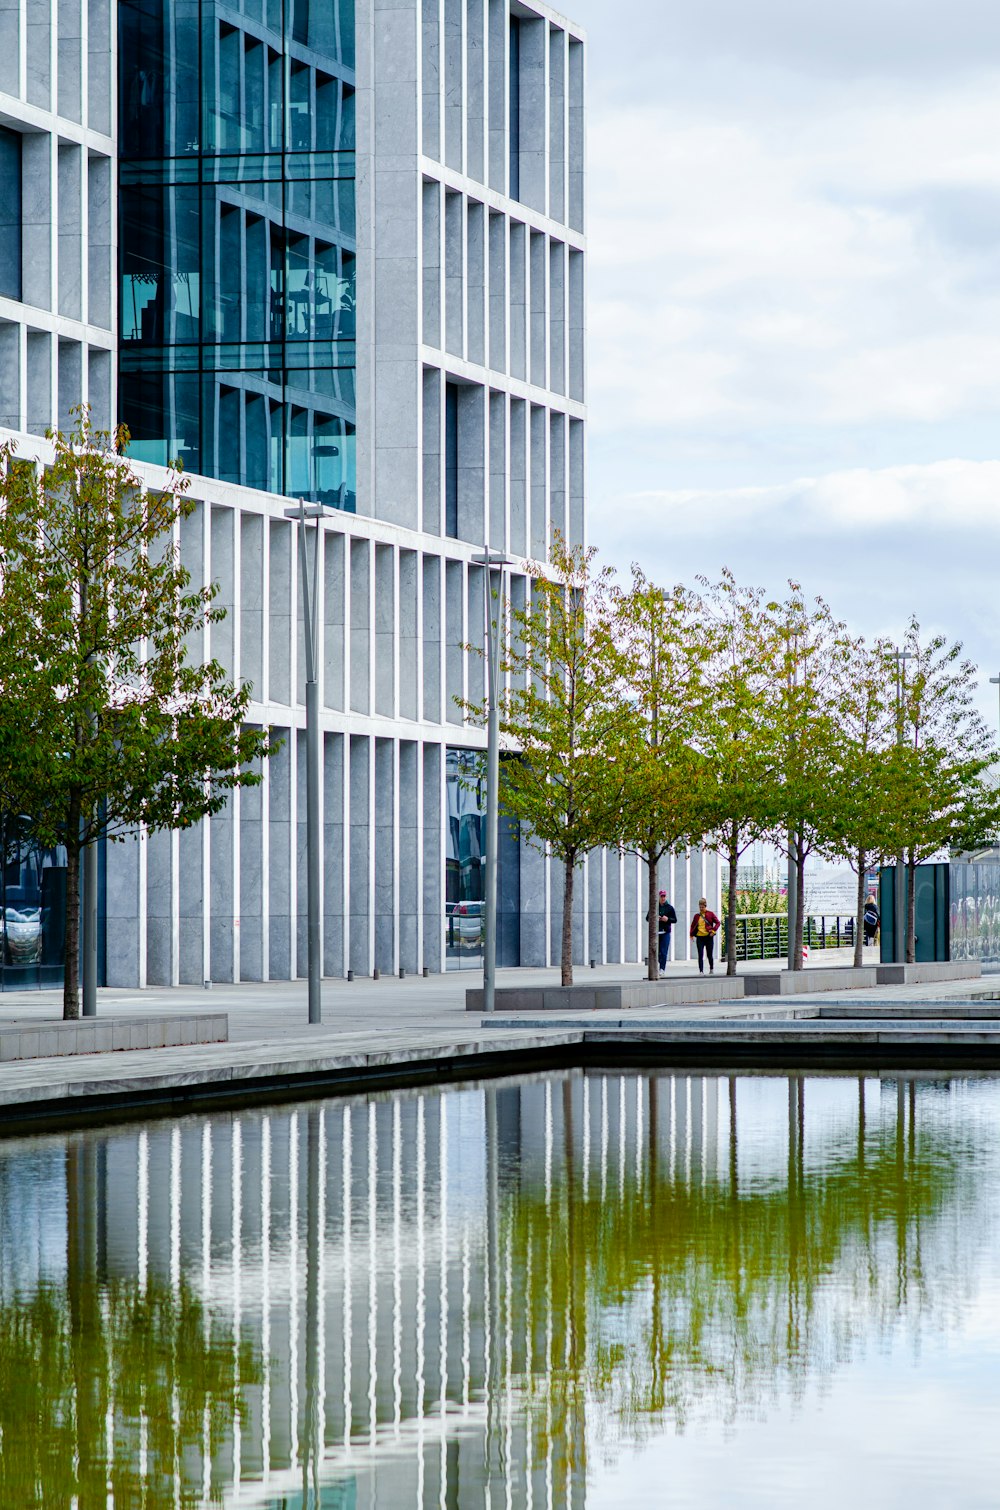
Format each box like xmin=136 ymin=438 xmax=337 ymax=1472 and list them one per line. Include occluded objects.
xmin=0 ymin=1074 xmax=993 ymax=1506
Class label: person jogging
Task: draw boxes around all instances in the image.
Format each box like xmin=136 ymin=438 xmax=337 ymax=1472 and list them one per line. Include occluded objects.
xmin=689 ymin=896 xmax=721 ymax=974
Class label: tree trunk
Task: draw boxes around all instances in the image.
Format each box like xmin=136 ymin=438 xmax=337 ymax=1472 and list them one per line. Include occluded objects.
xmin=906 ymin=850 xmax=916 ymax=964
xmin=793 ymin=834 xmax=807 ymax=970
xmin=646 ymin=848 xmax=659 ymax=982
xmin=726 ymin=826 xmax=740 ymax=977
xmin=853 ymin=850 xmax=866 ymax=969
xmin=63 ymin=822 xmax=81 ymax=1020
xmin=561 ymin=854 xmax=575 ymax=987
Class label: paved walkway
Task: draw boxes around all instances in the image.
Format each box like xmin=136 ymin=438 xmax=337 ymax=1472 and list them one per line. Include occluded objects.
xmin=0 ymin=956 xmax=995 ymax=1131
xmin=0 ymin=951 xmax=882 ymax=1041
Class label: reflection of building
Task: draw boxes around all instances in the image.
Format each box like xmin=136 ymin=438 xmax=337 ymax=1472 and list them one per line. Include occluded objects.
xmin=0 ymin=1071 xmax=983 ymax=1505
xmin=0 ymin=1092 xmax=587 ymax=1507
xmin=0 ymin=0 xmax=717 ymax=989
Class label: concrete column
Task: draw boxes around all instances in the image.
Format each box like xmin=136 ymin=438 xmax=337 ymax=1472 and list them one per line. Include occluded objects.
xmin=374 ymin=737 xmax=395 ymax=974
xmin=422 ymin=742 xmax=443 ymax=972
xmin=324 ymin=732 xmax=346 ymax=976
xmin=399 ymin=549 xmax=419 ymax=721
xmin=323 ymin=530 xmax=346 ymax=712
xmin=145 ymin=829 xmax=174 ymax=985
xmin=349 ymin=734 xmax=372 ymax=975
xmin=267 ymin=732 xmax=292 ymax=979
xmin=240 ymin=754 xmax=265 ymax=981
xmin=209 ymin=790 xmax=238 ymax=983
xmin=398 ymin=740 xmax=419 ymax=972
xmin=105 ymin=834 xmax=145 ymax=988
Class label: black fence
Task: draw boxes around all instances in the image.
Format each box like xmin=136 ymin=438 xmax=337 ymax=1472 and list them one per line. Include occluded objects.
xmin=722 ymin=913 xmax=858 ymax=961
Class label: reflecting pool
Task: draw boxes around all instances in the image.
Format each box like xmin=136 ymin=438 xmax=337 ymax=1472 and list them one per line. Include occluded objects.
xmin=2 ymin=1072 xmax=1000 ymax=1507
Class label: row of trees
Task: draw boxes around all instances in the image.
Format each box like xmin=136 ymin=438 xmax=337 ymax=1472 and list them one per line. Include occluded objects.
xmin=469 ymin=540 xmax=1000 ymax=986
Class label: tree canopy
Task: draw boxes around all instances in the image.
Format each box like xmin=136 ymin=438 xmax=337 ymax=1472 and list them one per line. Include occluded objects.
xmin=0 ymin=412 xmax=274 ymax=1015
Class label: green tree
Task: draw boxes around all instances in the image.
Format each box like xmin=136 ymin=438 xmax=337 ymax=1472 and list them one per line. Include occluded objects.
xmin=0 ymin=411 xmax=273 ymax=1018
xmin=465 ymin=538 xmax=630 ymax=986
xmin=699 ymin=571 xmax=782 ymax=976
xmin=817 ymin=635 xmax=897 ymax=966
xmin=615 ymin=572 xmax=715 ymax=980
xmin=767 ymin=583 xmax=844 ymax=970
xmin=886 ymin=621 xmax=1000 ymax=960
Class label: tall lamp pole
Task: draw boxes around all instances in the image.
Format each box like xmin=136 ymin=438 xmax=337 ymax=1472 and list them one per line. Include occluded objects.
xmin=472 ymin=549 xmax=511 ymax=1015
xmin=893 ymin=648 xmax=914 ymax=964
xmin=284 ymin=501 xmax=325 ymax=1024
xmin=990 ymin=675 xmax=1000 ymax=740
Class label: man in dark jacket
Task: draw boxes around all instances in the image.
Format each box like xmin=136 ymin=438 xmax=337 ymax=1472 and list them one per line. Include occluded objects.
xmin=646 ymin=890 xmax=678 ymax=971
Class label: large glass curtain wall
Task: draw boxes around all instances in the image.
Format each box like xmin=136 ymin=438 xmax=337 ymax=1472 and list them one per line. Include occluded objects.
xmin=119 ymin=0 xmax=357 ymax=509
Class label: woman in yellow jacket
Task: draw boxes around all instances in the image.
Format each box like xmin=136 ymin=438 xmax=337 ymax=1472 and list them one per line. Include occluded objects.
xmin=689 ymin=897 xmax=721 ymax=974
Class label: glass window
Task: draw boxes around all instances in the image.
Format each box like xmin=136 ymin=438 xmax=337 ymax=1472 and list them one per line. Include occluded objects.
xmin=0 ymin=128 xmax=21 ymax=302
xmin=446 ymin=751 xmax=485 ymax=969
xmin=119 ymin=0 xmax=357 ymax=506
xmin=0 ymin=815 xmax=68 ymax=990
xmin=445 ymin=750 xmax=520 ymax=969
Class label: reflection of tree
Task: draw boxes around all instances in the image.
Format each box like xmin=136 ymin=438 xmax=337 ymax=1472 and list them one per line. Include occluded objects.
xmin=501 ymin=1078 xmax=986 ymax=1456
xmin=0 ymin=1273 xmax=259 ymax=1508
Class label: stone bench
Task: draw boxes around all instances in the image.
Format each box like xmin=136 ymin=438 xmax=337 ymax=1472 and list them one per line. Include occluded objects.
xmin=466 ymin=977 xmax=744 ymax=1012
xmin=875 ymin=961 xmax=982 ymax=986
xmin=0 ymin=1014 xmax=229 ymax=1062
xmin=741 ymin=966 xmax=879 ymax=996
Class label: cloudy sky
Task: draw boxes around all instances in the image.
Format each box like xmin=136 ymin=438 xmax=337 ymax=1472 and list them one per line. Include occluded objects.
xmin=569 ymin=0 xmax=1000 ymax=719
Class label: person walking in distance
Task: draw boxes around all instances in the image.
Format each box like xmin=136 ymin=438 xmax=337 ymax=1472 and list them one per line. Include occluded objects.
xmin=646 ymin=889 xmax=678 ymax=972
xmin=689 ymin=896 xmax=721 ymax=974
xmin=863 ymin=894 xmax=880 ymax=948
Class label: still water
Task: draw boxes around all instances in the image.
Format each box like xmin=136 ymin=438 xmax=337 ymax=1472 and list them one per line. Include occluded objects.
xmin=2 ymin=1071 xmax=999 ymax=1508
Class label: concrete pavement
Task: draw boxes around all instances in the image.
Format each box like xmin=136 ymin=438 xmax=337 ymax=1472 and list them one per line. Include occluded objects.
xmin=0 ymin=956 xmax=997 ymax=1131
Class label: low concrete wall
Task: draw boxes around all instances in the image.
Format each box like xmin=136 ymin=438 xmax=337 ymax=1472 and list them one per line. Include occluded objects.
xmin=0 ymin=1014 xmax=228 ymax=1062
xmin=742 ymin=966 xmax=878 ymax=996
xmin=875 ymin=961 xmax=982 ymax=986
xmin=466 ymin=977 xmax=745 ymax=1012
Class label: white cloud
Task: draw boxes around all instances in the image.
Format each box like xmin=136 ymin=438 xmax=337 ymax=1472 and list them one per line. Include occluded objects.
xmin=591 ymin=458 xmax=1000 ymax=720
xmin=584 ymin=83 xmax=1000 ymax=442
xmin=554 ymin=0 xmax=1000 ymax=714
xmin=604 ymin=459 xmax=1000 ymax=540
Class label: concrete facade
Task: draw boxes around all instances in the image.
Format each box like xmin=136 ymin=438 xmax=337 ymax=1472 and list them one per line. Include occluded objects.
xmin=0 ymin=0 xmax=719 ymax=988
xmin=0 ymin=0 xmax=115 ymax=435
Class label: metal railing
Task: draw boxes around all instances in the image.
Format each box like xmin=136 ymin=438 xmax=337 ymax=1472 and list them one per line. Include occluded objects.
xmin=722 ymin=913 xmax=858 ymax=961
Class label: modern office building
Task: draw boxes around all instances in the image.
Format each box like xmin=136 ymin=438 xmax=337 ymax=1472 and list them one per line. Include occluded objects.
xmin=0 ymin=0 xmax=718 ymax=988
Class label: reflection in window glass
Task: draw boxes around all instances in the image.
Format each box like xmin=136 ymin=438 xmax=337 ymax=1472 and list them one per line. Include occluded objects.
xmin=445 ymin=750 xmax=521 ymax=970
xmin=118 ymin=0 xmax=356 ymax=506
xmin=0 ymin=815 xmax=68 ymax=989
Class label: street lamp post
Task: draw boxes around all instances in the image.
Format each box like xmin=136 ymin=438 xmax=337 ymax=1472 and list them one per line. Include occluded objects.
xmin=990 ymin=675 xmax=1000 ymax=741
xmin=472 ymin=549 xmax=511 ymax=1015
xmin=893 ymin=648 xmax=914 ymax=965
xmin=284 ymin=501 xmax=325 ymax=1024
